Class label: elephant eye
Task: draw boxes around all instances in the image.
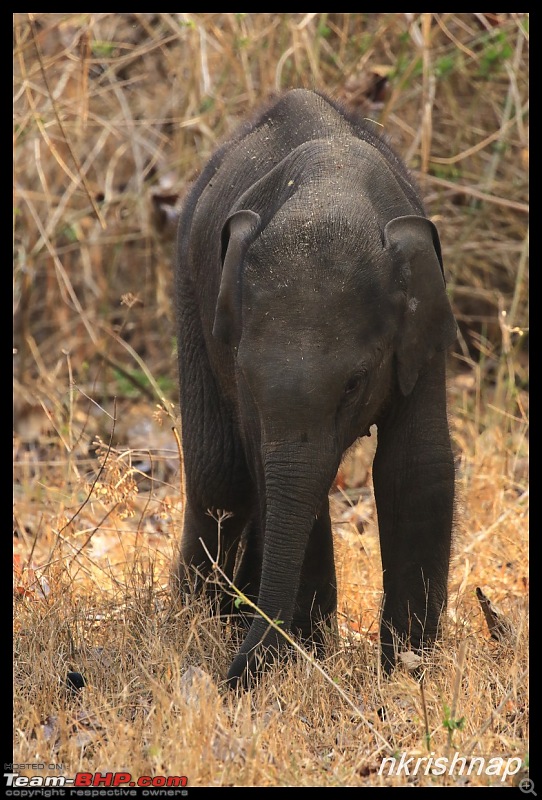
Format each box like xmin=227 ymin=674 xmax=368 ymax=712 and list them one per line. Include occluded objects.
xmin=343 ymin=372 xmax=365 ymax=400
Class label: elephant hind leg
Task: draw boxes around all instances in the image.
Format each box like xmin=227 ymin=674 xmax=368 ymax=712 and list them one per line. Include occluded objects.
xmin=174 ymin=504 xmax=248 ymax=612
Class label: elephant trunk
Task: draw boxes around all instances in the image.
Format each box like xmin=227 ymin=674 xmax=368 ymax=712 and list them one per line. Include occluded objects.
xmin=226 ymin=435 xmax=338 ymax=687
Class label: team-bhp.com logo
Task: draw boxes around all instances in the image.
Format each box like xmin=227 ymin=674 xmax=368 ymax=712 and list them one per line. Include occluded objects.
xmin=4 ymin=771 xmax=188 ymax=790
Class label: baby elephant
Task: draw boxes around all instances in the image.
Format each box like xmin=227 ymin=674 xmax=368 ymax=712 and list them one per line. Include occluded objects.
xmin=174 ymin=89 xmax=457 ymax=687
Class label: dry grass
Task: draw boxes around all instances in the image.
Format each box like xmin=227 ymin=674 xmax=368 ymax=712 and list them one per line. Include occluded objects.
xmin=13 ymin=13 xmax=528 ymax=787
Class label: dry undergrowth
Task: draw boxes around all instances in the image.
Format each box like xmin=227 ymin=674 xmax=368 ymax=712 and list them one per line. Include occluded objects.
xmin=13 ymin=13 xmax=528 ymax=788
xmin=13 ymin=381 xmax=528 ymax=787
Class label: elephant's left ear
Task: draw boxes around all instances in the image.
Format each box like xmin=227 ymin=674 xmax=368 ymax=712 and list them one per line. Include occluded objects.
xmin=384 ymin=215 xmax=458 ymax=396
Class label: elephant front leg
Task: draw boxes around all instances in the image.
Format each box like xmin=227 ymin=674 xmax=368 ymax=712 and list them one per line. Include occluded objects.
xmin=219 ymin=518 xmax=263 ymax=620
xmin=373 ymin=355 xmax=455 ymax=672
xmin=293 ymin=504 xmax=338 ymax=651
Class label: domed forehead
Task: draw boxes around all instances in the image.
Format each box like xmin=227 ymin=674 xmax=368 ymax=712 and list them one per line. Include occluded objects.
xmin=245 ymin=196 xmax=390 ymax=295
xmin=241 ymin=244 xmax=395 ymax=359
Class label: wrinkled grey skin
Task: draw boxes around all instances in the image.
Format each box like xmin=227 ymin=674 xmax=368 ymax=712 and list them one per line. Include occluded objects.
xmin=174 ymin=89 xmax=457 ymax=688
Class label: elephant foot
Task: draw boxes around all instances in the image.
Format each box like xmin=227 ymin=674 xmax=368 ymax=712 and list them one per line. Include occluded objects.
xmin=292 ymin=587 xmax=338 ymax=654
xmin=293 ymin=612 xmax=337 ymax=658
xmin=380 ymin=612 xmax=442 ymax=675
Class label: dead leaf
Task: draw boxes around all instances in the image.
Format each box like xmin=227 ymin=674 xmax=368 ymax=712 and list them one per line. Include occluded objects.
xmin=476 ymin=587 xmax=516 ymax=642
xmin=398 ymin=650 xmax=424 ymax=672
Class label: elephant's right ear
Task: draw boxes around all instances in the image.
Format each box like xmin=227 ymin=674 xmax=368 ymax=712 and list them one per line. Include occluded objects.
xmin=213 ymin=209 xmax=261 ymax=347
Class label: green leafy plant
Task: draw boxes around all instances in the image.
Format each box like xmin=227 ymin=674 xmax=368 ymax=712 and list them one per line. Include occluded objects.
xmin=477 ymin=30 xmax=513 ymax=77
xmin=91 ymin=40 xmax=116 ymax=57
